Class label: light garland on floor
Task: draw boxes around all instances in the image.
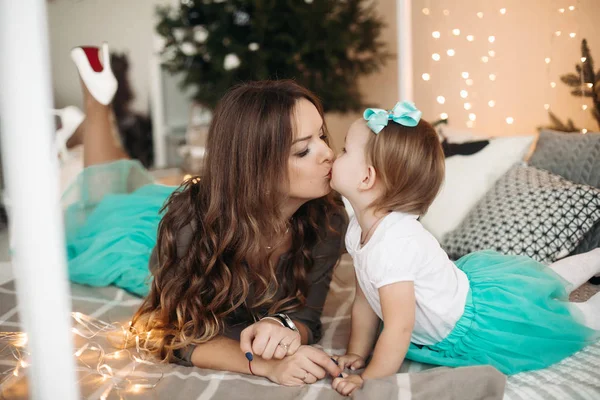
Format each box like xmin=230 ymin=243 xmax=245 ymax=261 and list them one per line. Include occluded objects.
xmin=0 ymin=312 xmax=164 ymax=398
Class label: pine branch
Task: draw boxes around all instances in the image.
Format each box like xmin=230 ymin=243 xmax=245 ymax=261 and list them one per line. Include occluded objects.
xmin=547 ymin=111 xmax=572 ymax=131
xmin=557 ymin=39 xmax=600 ymax=130
xmin=581 ymin=39 xmax=595 ymax=83
xmin=561 ymin=73 xmax=582 ymax=87
xmin=571 ymin=88 xmax=595 ymax=97
xmin=543 ymin=111 xmax=581 ymax=132
xmin=594 ymin=107 xmax=600 ymax=130
xmin=581 ymin=39 xmax=600 ymax=129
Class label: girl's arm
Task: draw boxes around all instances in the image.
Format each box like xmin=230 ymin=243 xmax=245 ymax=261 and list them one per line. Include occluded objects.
xmin=361 ymin=281 xmax=415 ymax=380
xmin=345 ymin=276 xmax=380 ymax=360
xmin=191 ymin=335 xmax=267 ymax=374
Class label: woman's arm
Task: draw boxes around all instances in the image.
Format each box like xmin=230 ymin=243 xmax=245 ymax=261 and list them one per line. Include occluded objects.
xmin=189 ymin=335 xmax=342 ymax=386
xmin=361 ymin=281 xmax=415 ymax=380
xmin=293 ymin=320 xmax=311 ymax=344
xmin=190 ymin=335 xmax=270 ymax=374
xmin=286 ymin=215 xmax=346 ymax=344
xmin=238 ymin=236 xmax=340 ymax=360
xmin=286 ymin=265 xmax=332 ymax=345
xmin=239 ymin=260 xmax=334 ymax=360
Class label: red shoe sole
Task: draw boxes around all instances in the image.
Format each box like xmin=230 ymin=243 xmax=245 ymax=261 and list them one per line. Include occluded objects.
xmin=81 ymin=47 xmax=103 ymax=72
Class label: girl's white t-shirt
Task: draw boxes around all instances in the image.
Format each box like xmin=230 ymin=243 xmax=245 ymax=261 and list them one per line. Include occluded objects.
xmin=346 ymin=212 xmax=469 ymax=345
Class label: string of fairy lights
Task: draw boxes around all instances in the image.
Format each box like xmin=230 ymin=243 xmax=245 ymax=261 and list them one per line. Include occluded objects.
xmin=546 ymin=2 xmax=590 ymax=133
xmin=1 ymin=313 xmax=164 ymax=398
xmin=420 ymin=4 xmax=508 ymax=128
xmin=420 ymin=1 xmax=588 ymax=131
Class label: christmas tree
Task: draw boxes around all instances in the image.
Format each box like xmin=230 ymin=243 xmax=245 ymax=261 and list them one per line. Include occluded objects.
xmin=545 ymin=39 xmax=600 ymax=132
xmin=155 ymin=0 xmax=389 ymax=113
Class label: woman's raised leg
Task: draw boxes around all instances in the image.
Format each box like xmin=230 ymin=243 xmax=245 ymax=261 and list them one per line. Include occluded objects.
xmin=80 ymin=83 xmax=129 ymax=167
xmin=71 ymin=43 xmax=129 ymax=167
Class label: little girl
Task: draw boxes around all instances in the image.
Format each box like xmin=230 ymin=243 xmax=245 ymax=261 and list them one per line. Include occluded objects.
xmin=329 ymin=102 xmax=600 ymax=396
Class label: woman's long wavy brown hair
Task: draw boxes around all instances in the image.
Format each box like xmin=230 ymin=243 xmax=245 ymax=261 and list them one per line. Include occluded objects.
xmin=131 ymin=80 xmax=342 ymax=362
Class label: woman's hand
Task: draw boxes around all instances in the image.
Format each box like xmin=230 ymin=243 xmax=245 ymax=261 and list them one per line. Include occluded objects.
xmin=260 ymin=345 xmax=342 ymax=386
xmin=240 ymin=318 xmax=302 ymax=360
xmin=332 ymin=373 xmax=364 ymax=396
xmin=333 ymin=353 xmax=366 ymax=371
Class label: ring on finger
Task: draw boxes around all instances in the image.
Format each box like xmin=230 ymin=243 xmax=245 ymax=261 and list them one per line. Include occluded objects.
xmin=278 ymin=342 xmax=290 ymax=351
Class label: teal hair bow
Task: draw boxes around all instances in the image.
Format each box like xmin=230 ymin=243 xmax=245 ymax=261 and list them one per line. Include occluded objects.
xmin=363 ymin=101 xmax=422 ymax=134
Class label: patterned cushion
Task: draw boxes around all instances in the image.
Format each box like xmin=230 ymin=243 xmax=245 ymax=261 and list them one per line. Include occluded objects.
xmin=443 ymin=165 xmax=600 ymax=264
xmin=570 ymin=219 xmax=600 ymax=255
xmin=529 ymin=130 xmax=600 ymax=189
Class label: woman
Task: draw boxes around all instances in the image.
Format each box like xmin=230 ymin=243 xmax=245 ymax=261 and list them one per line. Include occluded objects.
xmin=64 ymin=43 xmax=345 ymax=386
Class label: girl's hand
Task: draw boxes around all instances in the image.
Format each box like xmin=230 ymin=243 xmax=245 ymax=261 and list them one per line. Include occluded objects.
xmin=332 ymin=373 xmax=364 ymax=396
xmin=240 ymin=318 xmax=301 ymax=360
xmin=333 ymin=353 xmax=365 ymax=371
xmin=262 ymin=345 xmax=342 ymax=386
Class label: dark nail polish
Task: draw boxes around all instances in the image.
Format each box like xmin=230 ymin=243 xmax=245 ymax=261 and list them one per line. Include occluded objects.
xmin=330 ymin=358 xmax=343 ymax=377
xmin=245 ymin=352 xmax=253 ymax=361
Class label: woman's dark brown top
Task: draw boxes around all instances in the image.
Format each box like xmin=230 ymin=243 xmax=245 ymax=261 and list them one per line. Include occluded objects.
xmin=148 ymin=213 xmax=348 ymax=366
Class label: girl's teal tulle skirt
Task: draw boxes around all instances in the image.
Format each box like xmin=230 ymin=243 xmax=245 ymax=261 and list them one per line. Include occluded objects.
xmin=63 ymin=160 xmax=174 ymax=297
xmin=405 ymin=250 xmax=600 ymax=375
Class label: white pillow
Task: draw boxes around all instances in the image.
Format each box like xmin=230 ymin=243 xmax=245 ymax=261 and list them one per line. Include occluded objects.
xmin=421 ymin=135 xmax=536 ymax=240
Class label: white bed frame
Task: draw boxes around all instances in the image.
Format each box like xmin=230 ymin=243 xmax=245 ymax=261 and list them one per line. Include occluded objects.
xmin=0 ymin=0 xmax=413 ymax=398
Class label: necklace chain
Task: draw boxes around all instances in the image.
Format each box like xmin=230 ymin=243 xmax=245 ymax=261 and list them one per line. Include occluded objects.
xmin=360 ymin=216 xmax=385 ymax=246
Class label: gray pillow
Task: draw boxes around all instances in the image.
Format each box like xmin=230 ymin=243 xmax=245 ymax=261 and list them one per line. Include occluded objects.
xmin=443 ymin=165 xmax=600 ymax=264
xmin=529 ymin=129 xmax=600 ymax=189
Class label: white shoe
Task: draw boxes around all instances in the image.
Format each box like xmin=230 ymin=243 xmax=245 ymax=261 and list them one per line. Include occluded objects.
xmin=53 ymin=106 xmax=85 ymax=161
xmin=70 ymin=42 xmax=118 ymax=105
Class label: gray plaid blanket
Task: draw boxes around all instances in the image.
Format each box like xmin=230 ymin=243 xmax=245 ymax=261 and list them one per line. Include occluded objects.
xmin=2 ymin=255 xmax=596 ymax=399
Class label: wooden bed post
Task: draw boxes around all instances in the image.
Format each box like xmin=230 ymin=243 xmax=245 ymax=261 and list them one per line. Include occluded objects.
xmin=397 ymin=0 xmax=414 ymax=102
xmin=0 ymin=0 xmax=79 ymax=399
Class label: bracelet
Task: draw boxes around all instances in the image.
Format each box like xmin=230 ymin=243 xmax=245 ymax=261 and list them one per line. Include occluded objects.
xmin=271 ymin=313 xmax=300 ymax=334
xmin=262 ymin=313 xmax=300 ymax=334
xmin=260 ymin=316 xmax=286 ymax=327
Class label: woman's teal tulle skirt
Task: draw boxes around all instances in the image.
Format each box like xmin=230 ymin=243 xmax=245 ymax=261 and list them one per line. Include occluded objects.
xmin=405 ymin=250 xmax=600 ymax=375
xmin=63 ymin=160 xmax=175 ymax=297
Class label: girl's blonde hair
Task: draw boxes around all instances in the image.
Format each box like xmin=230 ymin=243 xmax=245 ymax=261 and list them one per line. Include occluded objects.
xmin=365 ymin=119 xmax=445 ymax=215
